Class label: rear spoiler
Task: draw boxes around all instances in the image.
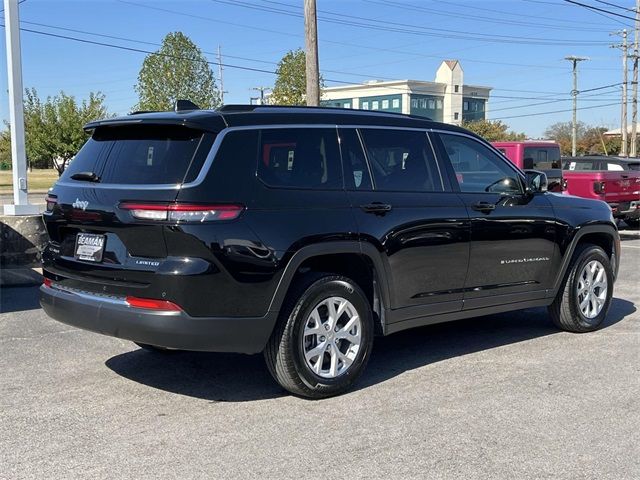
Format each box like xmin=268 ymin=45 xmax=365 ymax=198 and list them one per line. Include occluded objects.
xmin=83 ymin=117 xmax=225 ymax=133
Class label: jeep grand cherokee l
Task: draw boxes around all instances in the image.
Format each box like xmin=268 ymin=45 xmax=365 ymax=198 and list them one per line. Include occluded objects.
xmin=40 ymin=105 xmax=620 ymax=398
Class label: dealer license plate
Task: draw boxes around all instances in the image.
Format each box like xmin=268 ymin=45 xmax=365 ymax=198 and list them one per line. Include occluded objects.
xmin=74 ymin=233 xmax=106 ymax=262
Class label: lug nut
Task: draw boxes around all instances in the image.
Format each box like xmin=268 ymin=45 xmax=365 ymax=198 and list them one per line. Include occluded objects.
xmin=324 ymin=324 xmax=330 ymax=331
xmin=320 ymin=336 xmax=325 ymax=342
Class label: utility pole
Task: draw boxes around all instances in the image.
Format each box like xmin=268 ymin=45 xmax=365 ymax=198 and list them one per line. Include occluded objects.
xmin=251 ymin=87 xmax=271 ymax=105
xmin=630 ymin=1 xmax=639 ymax=157
xmin=565 ymin=56 xmax=588 ymax=157
xmin=3 ymin=0 xmax=38 ymax=215
xmin=612 ymin=30 xmax=629 ymax=156
xmin=216 ymin=45 xmax=226 ymax=105
xmin=304 ymin=0 xmax=320 ymax=106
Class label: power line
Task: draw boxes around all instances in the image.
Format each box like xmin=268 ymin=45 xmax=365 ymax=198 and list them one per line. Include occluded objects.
xmin=213 ymin=0 xmax=610 ymax=46
xmin=592 ymin=0 xmax=638 ymax=13
xmin=13 ymin=18 xmax=613 ymax=101
xmin=563 ymin=0 xmax=638 ymax=21
xmin=117 ymin=0 xmax=616 ymax=72
xmin=491 ymin=101 xmax=619 ymax=120
xmin=370 ymin=0 xmax=616 ymax=32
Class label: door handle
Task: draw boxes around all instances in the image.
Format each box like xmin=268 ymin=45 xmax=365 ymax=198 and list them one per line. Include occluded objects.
xmin=471 ymin=201 xmax=496 ymax=213
xmin=360 ymin=202 xmax=392 ymax=214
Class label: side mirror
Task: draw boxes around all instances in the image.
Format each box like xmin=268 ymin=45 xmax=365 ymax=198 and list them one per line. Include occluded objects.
xmin=524 ymin=169 xmax=548 ymax=193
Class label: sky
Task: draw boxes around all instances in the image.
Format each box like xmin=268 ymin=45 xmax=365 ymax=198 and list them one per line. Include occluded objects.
xmin=0 ymin=0 xmax=634 ymax=138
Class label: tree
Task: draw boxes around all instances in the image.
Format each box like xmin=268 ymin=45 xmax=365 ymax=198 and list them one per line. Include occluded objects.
xmin=271 ymin=48 xmax=324 ymax=105
xmin=0 ymin=129 xmax=11 ymax=170
xmin=135 ymin=32 xmax=220 ymax=111
xmin=544 ymin=121 xmax=587 ymax=156
xmin=461 ymin=119 xmax=526 ymax=142
xmin=543 ymin=121 xmax=621 ymax=156
xmin=22 ymin=88 xmax=110 ymax=173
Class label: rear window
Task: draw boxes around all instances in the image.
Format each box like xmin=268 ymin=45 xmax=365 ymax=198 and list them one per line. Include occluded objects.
xmin=564 ymin=160 xmax=600 ymax=171
xmin=523 ymin=146 xmax=561 ymax=170
xmin=62 ymin=125 xmax=215 ymax=185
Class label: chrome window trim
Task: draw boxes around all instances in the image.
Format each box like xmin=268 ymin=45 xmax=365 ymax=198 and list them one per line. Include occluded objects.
xmin=55 ymin=123 xmax=510 ymax=192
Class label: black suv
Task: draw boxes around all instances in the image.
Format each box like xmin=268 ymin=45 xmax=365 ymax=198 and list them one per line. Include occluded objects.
xmin=40 ymin=105 xmax=620 ymax=398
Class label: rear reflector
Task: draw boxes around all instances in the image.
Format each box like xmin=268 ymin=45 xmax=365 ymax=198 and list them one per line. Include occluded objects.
xmin=125 ymin=296 xmax=182 ymax=311
xmin=119 ymin=202 xmax=243 ymax=222
xmin=43 ymin=278 xmax=53 ymax=287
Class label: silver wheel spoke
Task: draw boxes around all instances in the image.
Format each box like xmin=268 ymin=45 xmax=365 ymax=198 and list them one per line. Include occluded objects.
xmin=577 ymin=260 xmax=608 ymax=319
xmin=303 ymin=296 xmax=362 ymax=379
xmin=305 ymin=343 xmax=325 ymax=362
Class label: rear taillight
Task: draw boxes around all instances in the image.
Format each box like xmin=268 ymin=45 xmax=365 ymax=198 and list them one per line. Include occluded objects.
xmin=562 ymin=178 xmax=568 ymax=191
xmin=45 ymin=195 xmax=57 ymax=212
xmin=43 ymin=278 xmax=53 ymax=288
xmin=125 ymin=296 xmax=182 ymax=311
xmin=119 ymin=202 xmax=244 ymax=223
xmin=594 ymin=181 xmax=606 ymax=194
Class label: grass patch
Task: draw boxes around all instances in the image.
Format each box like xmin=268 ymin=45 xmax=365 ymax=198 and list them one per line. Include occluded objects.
xmin=0 ymin=169 xmax=59 ymax=193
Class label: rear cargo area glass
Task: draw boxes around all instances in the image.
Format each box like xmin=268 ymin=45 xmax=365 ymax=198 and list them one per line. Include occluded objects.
xmin=62 ymin=125 xmax=214 ymax=185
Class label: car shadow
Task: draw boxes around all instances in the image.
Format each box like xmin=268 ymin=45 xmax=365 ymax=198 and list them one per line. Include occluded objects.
xmin=105 ymin=298 xmax=635 ymax=402
xmin=0 ymin=285 xmax=42 ymax=314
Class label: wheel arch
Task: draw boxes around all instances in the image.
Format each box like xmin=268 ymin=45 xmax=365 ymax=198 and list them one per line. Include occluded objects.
xmin=267 ymin=242 xmax=390 ymax=334
xmin=552 ymin=224 xmax=620 ymax=295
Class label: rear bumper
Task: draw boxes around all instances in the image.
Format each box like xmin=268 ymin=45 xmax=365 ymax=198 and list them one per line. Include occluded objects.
xmin=610 ymin=200 xmax=640 ymax=218
xmin=39 ymin=285 xmax=277 ymax=354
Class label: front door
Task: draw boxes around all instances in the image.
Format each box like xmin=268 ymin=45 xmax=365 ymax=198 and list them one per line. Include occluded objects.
xmin=339 ymin=127 xmax=470 ymax=321
xmin=432 ymin=132 xmax=557 ymax=309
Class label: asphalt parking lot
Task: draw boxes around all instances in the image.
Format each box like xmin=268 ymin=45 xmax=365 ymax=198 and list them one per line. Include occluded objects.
xmin=1 ymin=233 xmax=638 ymax=479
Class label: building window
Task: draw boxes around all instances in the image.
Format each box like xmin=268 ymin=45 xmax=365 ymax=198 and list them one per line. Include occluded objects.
xmin=454 ymin=112 xmax=459 ymax=120
xmin=436 ymin=99 xmax=443 ymax=109
xmin=428 ymin=99 xmax=435 ymax=109
xmin=392 ymin=98 xmax=400 ymax=109
xmin=420 ymin=99 xmax=427 ymax=108
xmin=372 ymin=101 xmax=379 ymax=110
xmin=411 ymin=98 xmax=418 ymax=108
xmin=454 ymin=85 xmax=459 ymax=93
xmin=362 ymin=101 xmax=369 ymax=110
xmin=382 ymin=99 xmax=389 ymax=109
xmin=344 ymin=102 xmax=351 ymax=109
xmin=463 ymin=101 xmax=469 ymax=111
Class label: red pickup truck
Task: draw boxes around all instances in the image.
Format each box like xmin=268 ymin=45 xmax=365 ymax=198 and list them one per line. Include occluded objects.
xmin=492 ymin=141 xmax=563 ymax=192
xmin=562 ymin=156 xmax=640 ymax=227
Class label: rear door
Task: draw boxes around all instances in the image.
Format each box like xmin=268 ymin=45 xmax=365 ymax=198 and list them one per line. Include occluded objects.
xmin=44 ymin=124 xmax=216 ymax=286
xmin=432 ymin=132 xmax=557 ymax=309
xmin=340 ymin=127 xmax=470 ymax=320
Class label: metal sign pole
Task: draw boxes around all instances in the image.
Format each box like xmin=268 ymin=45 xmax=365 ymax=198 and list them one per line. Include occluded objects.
xmin=3 ymin=0 xmax=38 ymax=215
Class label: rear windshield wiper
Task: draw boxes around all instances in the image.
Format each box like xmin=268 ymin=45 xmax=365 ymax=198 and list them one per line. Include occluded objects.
xmin=70 ymin=171 xmax=101 ymax=182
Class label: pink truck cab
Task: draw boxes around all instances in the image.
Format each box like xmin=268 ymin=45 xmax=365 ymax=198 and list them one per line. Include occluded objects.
xmin=492 ymin=141 xmax=563 ymax=192
xmin=562 ymin=156 xmax=640 ymax=227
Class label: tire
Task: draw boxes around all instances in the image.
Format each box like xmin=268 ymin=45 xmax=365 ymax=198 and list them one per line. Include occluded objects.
xmin=264 ymin=273 xmax=374 ymax=399
xmin=548 ymin=243 xmax=613 ymax=333
xmin=134 ymin=342 xmax=174 ymax=353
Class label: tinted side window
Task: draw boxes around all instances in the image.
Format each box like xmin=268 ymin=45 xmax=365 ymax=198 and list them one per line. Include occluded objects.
xmin=257 ymin=128 xmax=342 ymax=190
xmin=339 ymin=129 xmax=373 ymax=190
xmin=359 ymin=129 xmax=443 ymax=192
xmin=439 ymin=133 xmax=523 ymax=194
